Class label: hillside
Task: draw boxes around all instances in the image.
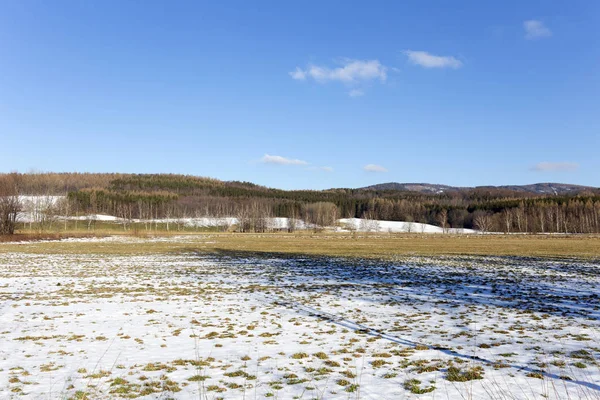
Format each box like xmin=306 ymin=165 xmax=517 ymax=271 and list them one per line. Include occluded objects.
xmin=361 ymin=182 xmax=597 ymax=195
xmin=2 ymin=172 xmax=600 ymax=234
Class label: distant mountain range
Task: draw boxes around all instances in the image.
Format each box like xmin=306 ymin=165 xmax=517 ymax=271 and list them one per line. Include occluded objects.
xmin=359 ymin=182 xmax=598 ymax=195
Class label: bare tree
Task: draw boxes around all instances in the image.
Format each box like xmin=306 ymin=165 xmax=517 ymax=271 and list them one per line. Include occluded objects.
xmin=437 ymin=209 xmax=449 ymax=234
xmin=405 ymin=222 xmax=414 ymax=233
xmin=163 ymin=203 xmax=173 ymax=231
xmin=360 ymin=210 xmax=380 ymax=232
xmin=249 ymin=200 xmax=269 ymax=232
xmin=116 ymin=201 xmax=134 ymax=231
xmin=86 ymin=213 xmax=97 ymax=231
xmin=502 ymin=209 xmax=513 ymax=234
xmin=303 ymin=202 xmax=338 ymax=231
xmin=287 ymin=207 xmax=297 ymax=233
xmin=60 ymin=194 xmax=70 ymax=231
xmin=24 ymin=194 xmax=59 ymax=233
xmin=537 ymin=205 xmax=546 ymax=233
xmin=473 ymin=211 xmax=493 ymax=233
xmin=343 ymin=219 xmax=357 ymax=233
xmin=514 ymin=203 xmax=524 ymax=232
xmin=176 ymin=206 xmax=188 ymax=231
xmin=0 ymin=174 xmax=21 ymax=235
xmin=236 ymin=204 xmax=251 ymax=232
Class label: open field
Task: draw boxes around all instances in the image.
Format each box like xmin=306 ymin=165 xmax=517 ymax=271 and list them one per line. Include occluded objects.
xmin=1 ymin=233 xmax=600 ymax=259
xmin=1 ymin=235 xmax=599 ymax=399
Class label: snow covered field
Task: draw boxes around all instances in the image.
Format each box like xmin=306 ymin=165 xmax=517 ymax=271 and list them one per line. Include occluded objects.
xmin=0 ymin=240 xmax=598 ymax=399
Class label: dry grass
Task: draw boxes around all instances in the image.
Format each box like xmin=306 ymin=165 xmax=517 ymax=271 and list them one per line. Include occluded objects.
xmin=1 ymin=232 xmax=599 ymax=259
xmin=0 ymin=233 xmax=101 ymax=243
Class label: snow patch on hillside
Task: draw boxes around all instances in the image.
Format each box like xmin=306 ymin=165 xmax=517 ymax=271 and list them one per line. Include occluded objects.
xmin=338 ymin=218 xmax=477 ymax=234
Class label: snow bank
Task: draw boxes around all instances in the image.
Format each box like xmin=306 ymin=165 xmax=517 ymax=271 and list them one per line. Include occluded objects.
xmin=338 ymin=218 xmax=478 ymax=234
xmin=18 ymin=195 xmax=65 ymax=205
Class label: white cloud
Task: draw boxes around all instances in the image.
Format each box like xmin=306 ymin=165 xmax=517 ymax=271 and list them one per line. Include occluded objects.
xmin=291 ymin=59 xmax=387 ymax=84
xmin=289 ymin=67 xmax=306 ymax=80
xmin=531 ymin=162 xmax=578 ymax=172
xmin=261 ymin=154 xmax=308 ymax=166
xmin=364 ymin=164 xmax=388 ymax=173
xmin=404 ymin=50 xmax=463 ymax=69
xmin=348 ymin=89 xmax=364 ymax=97
xmin=524 ymin=20 xmax=552 ymax=40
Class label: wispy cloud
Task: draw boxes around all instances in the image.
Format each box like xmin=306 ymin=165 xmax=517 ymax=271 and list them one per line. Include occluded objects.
xmin=348 ymin=89 xmax=364 ymax=97
xmin=404 ymin=50 xmax=463 ymax=69
xmin=289 ymin=67 xmax=306 ymax=80
xmin=291 ymin=59 xmax=387 ymax=84
xmin=307 ymin=166 xmax=334 ymax=172
xmin=364 ymin=164 xmax=388 ymax=173
xmin=524 ymin=20 xmax=552 ymax=40
xmin=531 ymin=162 xmax=578 ymax=172
xmin=261 ymin=154 xmax=308 ymax=166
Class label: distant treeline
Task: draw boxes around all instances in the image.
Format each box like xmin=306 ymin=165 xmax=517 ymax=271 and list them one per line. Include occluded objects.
xmin=4 ymin=172 xmax=600 ymax=233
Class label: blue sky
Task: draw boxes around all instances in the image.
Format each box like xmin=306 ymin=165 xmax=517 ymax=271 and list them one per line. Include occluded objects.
xmin=1 ymin=1 xmax=598 ymax=189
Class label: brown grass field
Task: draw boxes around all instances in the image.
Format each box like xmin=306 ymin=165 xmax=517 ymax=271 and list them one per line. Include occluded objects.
xmin=1 ymin=232 xmax=599 ymax=259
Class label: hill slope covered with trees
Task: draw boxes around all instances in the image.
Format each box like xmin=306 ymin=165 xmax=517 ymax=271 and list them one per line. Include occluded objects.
xmin=1 ymin=172 xmax=599 ymax=234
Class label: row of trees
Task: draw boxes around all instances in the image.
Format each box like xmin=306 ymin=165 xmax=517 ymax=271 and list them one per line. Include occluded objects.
xmin=68 ymin=190 xmax=341 ymax=232
xmin=2 ymin=172 xmax=600 ymax=234
xmin=22 ymin=192 xmax=600 ymax=234
xmin=480 ymin=200 xmax=600 ymax=234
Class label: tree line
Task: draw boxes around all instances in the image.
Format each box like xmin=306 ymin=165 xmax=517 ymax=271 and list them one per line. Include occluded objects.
xmin=1 ymin=172 xmax=599 ymax=234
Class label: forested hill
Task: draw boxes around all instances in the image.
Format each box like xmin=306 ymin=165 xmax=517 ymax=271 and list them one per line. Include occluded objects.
xmin=9 ymin=172 xmax=598 ymax=197
xmin=361 ymin=182 xmax=596 ymax=195
xmin=2 ymin=172 xmax=600 ymax=233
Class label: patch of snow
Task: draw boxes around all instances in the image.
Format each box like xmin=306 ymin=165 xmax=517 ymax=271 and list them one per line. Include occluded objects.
xmin=0 ymin=251 xmax=597 ymax=399
xmin=18 ymin=195 xmax=65 ymax=205
xmin=338 ymin=218 xmax=478 ymax=234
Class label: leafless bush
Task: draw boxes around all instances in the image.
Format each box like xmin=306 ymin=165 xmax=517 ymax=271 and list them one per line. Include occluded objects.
xmin=302 ymin=202 xmax=338 ymax=231
xmin=0 ymin=174 xmax=21 ymax=235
